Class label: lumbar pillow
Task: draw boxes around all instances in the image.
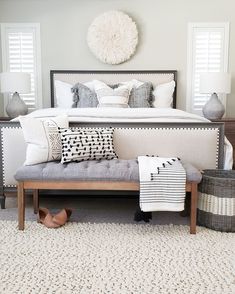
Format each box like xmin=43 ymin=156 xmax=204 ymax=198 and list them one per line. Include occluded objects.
xmin=19 ymin=114 xmax=69 ymax=165
xmin=71 ymin=83 xmax=99 ymax=108
xmin=94 ymin=81 xmax=130 ymax=108
xmin=59 ymin=127 xmax=117 ymax=163
xmin=152 ymin=81 xmax=175 ymax=108
xmin=54 ymin=80 xmax=75 ymax=108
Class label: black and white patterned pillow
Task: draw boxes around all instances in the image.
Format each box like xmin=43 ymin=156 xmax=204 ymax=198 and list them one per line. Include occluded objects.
xmin=59 ymin=127 xmax=118 ymax=163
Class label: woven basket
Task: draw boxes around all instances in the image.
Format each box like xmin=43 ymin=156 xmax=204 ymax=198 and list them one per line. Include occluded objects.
xmin=198 ymin=170 xmax=235 ymax=232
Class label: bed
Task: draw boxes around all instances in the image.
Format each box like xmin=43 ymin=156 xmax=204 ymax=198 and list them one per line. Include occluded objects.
xmin=0 ymin=70 xmax=231 ymax=209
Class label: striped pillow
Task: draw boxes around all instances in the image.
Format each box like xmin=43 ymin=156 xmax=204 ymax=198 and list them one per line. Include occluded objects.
xmin=97 ymin=103 xmax=129 ymax=108
xmin=94 ymin=81 xmax=130 ymax=108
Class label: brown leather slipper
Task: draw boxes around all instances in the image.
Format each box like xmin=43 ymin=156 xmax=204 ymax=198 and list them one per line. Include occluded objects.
xmin=37 ymin=207 xmax=49 ymax=223
xmin=38 ymin=207 xmax=61 ymax=228
xmin=52 ymin=208 xmax=72 ymax=226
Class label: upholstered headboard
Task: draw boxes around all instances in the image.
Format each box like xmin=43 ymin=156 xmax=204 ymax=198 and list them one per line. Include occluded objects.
xmin=50 ymin=70 xmax=177 ymax=108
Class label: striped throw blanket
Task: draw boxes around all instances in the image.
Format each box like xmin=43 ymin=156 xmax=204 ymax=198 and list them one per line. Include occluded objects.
xmin=138 ymin=156 xmax=186 ymax=212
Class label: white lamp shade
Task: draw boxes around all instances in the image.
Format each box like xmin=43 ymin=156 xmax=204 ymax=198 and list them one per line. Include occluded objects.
xmin=200 ymin=72 xmax=231 ymax=94
xmin=0 ymin=72 xmax=31 ymax=94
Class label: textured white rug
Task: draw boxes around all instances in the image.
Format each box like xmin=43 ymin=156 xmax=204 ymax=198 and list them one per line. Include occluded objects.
xmin=0 ymin=221 xmax=234 ymax=294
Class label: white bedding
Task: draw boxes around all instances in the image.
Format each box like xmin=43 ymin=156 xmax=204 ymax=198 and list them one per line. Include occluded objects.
xmin=14 ymin=107 xmax=218 ymax=123
xmin=13 ymin=108 xmax=233 ymax=169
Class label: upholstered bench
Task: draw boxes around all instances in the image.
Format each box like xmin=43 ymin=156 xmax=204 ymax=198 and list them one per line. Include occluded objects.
xmin=15 ymin=159 xmax=202 ymax=233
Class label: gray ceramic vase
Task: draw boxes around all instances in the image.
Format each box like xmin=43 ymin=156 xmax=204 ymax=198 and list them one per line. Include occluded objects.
xmin=202 ymin=93 xmax=225 ymax=120
xmin=6 ymin=92 xmax=28 ymax=119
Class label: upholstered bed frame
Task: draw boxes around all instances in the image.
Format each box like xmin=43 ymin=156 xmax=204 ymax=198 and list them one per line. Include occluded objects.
xmin=0 ymin=70 xmax=224 ymax=209
xmin=50 ymin=70 xmax=177 ymax=108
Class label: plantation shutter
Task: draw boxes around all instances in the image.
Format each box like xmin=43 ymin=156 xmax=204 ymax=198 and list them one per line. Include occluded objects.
xmin=1 ymin=23 xmax=42 ymax=111
xmin=187 ymin=23 xmax=229 ymax=115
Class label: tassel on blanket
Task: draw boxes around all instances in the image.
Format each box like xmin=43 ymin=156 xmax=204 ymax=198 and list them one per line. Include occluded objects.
xmin=134 ymin=208 xmax=152 ymax=223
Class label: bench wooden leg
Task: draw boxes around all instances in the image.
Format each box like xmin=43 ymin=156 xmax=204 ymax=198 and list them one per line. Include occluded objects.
xmin=190 ymin=182 xmax=198 ymax=234
xmin=0 ymin=194 xmax=6 ymax=209
xmin=18 ymin=182 xmax=25 ymax=231
xmin=33 ymin=189 xmax=39 ymax=214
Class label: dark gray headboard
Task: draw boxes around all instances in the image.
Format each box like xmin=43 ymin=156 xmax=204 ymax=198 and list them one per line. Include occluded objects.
xmin=50 ymin=70 xmax=177 ymax=108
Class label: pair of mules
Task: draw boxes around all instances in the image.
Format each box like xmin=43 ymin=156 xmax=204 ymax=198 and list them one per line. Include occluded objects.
xmin=38 ymin=208 xmax=72 ymax=228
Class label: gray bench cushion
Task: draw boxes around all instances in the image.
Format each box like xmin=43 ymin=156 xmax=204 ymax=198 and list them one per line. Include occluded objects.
xmin=15 ymin=159 xmax=202 ymax=183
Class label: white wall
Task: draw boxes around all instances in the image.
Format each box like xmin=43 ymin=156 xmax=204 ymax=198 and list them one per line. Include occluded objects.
xmin=0 ymin=0 xmax=235 ymax=116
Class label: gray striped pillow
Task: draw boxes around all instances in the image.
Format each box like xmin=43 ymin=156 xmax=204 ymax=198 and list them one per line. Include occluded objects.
xmin=95 ymin=84 xmax=130 ymax=108
xmin=97 ymin=103 xmax=129 ymax=108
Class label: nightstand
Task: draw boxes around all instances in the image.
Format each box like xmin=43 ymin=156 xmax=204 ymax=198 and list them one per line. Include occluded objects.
xmin=212 ymin=118 xmax=235 ymax=165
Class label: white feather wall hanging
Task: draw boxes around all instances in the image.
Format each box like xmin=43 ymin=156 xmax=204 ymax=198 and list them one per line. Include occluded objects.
xmin=87 ymin=10 xmax=138 ymax=65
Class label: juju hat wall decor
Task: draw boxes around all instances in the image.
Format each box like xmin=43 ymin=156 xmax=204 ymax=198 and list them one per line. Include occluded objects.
xmin=87 ymin=10 xmax=138 ymax=65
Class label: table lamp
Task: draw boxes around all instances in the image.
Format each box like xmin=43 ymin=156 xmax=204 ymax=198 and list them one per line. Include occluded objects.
xmin=200 ymin=72 xmax=231 ymax=120
xmin=0 ymin=72 xmax=31 ymax=118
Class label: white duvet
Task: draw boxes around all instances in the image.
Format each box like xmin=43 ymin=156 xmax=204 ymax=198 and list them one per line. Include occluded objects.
xmin=14 ymin=107 xmax=218 ymax=123
xmin=14 ymin=107 xmax=233 ymax=169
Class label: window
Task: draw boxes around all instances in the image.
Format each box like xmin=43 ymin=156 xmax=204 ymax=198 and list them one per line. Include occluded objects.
xmin=1 ymin=23 xmax=42 ymax=111
xmin=187 ymin=23 xmax=229 ymax=115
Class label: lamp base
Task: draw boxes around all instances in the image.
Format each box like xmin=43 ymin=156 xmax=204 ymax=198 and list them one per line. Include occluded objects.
xmin=6 ymin=92 xmax=28 ymax=119
xmin=202 ymin=93 xmax=225 ymax=120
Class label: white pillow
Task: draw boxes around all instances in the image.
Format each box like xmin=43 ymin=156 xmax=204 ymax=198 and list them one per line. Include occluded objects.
xmin=54 ymin=80 xmax=74 ymax=108
xmin=152 ymin=81 xmax=175 ymax=108
xmin=119 ymin=79 xmax=144 ymax=89
xmin=94 ymin=81 xmax=131 ymax=107
xmin=84 ymin=79 xmax=141 ymax=91
xmin=19 ymin=114 xmax=69 ymax=165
